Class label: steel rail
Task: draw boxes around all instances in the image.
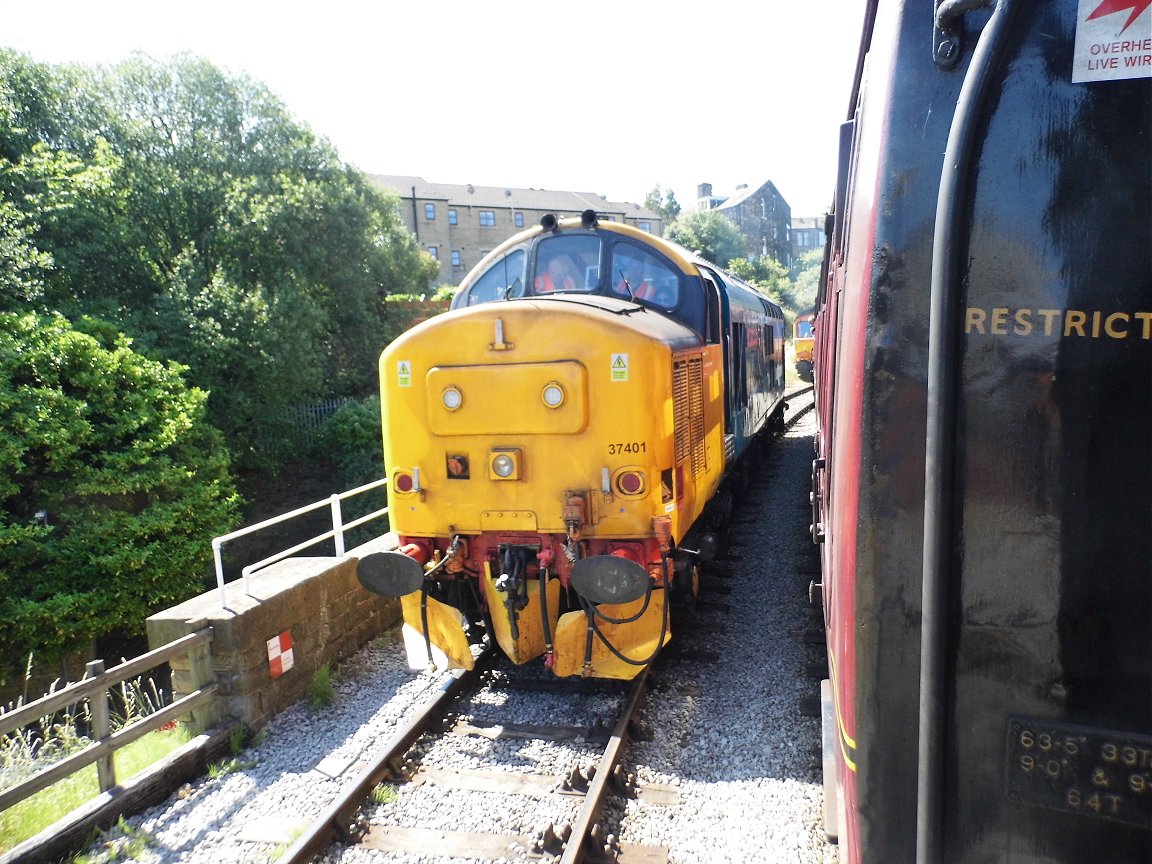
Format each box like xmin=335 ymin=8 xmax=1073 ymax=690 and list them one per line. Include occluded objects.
xmin=560 ymin=666 xmax=651 ymax=864
xmin=279 ymin=647 xmax=493 ymax=864
xmin=784 ymin=384 xmax=816 ymax=431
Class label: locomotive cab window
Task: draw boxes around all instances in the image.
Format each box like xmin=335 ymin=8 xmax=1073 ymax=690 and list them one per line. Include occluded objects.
xmin=533 ymin=235 xmax=601 ymax=293
xmin=610 ymin=243 xmax=680 ymax=309
xmin=454 ymin=247 xmax=527 ymax=307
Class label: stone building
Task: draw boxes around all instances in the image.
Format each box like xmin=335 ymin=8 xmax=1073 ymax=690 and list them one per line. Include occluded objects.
xmin=790 ymin=216 xmax=827 ymax=277
xmin=371 ymin=175 xmax=664 ymax=287
xmin=692 ymin=181 xmax=792 ymax=270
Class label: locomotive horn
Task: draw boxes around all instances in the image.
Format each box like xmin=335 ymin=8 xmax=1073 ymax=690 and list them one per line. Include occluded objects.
xmin=569 ymin=555 xmax=650 ymax=605
xmin=540 ymin=213 xmax=559 ymax=231
xmin=580 ymin=209 xmax=599 ymax=228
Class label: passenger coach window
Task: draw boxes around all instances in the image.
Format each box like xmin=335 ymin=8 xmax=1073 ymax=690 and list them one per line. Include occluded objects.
xmin=611 ymin=243 xmax=680 ymax=308
xmin=458 ymin=248 xmax=526 ymax=306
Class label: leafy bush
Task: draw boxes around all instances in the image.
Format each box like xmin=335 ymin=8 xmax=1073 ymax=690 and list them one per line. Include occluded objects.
xmin=315 ymin=397 xmax=384 ymax=490
xmin=0 ymin=312 xmax=241 ymax=684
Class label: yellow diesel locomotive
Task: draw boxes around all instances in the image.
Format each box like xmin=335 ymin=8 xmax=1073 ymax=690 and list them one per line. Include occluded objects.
xmin=793 ymin=312 xmax=814 ymax=381
xmin=358 ymin=211 xmax=786 ymax=678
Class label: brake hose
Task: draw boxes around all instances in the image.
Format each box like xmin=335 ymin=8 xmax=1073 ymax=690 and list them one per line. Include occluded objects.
xmin=582 ymin=556 xmax=673 ymax=670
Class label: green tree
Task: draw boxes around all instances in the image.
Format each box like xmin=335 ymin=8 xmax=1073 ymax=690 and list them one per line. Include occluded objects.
xmin=666 ymin=210 xmax=747 ymax=267
xmin=726 ymin=255 xmax=792 ymax=303
xmin=792 ymin=247 xmax=824 ymax=313
xmin=0 ymin=51 xmax=437 ymax=469
xmin=0 ymin=312 xmax=241 ymax=682
xmin=644 ymin=185 xmax=681 ymax=222
xmin=0 ymin=196 xmax=49 ymax=308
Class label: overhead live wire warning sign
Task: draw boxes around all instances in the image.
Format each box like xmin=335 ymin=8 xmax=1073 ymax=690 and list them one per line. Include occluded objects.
xmin=1072 ymin=0 xmax=1152 ymax=83
xmin=610 ymin=353 xmax=629 ymax=382
xmin=396 ymin=360 xmax=412 ymax=387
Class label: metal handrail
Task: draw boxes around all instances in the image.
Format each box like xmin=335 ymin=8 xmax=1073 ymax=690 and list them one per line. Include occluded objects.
xmin=210 ymin=477 xmax=390 ymax=608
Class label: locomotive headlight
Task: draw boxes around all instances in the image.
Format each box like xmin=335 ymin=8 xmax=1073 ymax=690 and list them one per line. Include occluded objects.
xmin=441 ymin=386 xmax=463 ymax=411
xmin=541 ymin=382 xmax=565 ymax=408
xmin=489 ymin=448 xmax=522 ymax=480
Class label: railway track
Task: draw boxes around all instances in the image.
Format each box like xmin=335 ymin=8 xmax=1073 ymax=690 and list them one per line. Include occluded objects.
xmin=280 ymin=648 xmax=665 ymax=864
xmin=783 ymin=383 xmax=815 ymax=432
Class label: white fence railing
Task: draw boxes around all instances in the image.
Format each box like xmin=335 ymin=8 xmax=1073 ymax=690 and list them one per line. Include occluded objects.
xmin=210 ymin=478 xmax=390 ymax=608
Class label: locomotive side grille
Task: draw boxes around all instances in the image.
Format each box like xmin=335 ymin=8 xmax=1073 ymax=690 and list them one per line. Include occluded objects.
xmin=673 ymin=355 xmax=707 ymax=476
xmin=673 ymin=360 xmax=689 ymax=463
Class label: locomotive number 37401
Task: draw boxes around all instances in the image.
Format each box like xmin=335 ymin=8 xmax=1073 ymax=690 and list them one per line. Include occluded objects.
xmin=608 ymin=442 xmax=647 ymax=455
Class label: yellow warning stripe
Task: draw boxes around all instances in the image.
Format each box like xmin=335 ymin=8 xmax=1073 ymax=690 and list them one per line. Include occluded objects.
xmin=825 ymin=645 xmax=858 ymax=772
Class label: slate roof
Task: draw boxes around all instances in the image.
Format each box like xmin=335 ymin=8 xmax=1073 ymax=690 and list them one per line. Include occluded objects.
xmin=715 ymin=180 xmax=785 ymax=212
xmin=371 ymin=175 xmax=662 ymax=221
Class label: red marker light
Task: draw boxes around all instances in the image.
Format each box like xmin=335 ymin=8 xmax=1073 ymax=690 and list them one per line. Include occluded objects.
xmin=616 ymin=471 xmax=645 ymax=496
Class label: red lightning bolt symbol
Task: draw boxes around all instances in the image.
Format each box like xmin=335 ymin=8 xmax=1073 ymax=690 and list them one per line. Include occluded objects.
xmin=1087 ymin=0 xmax=1151 ymax=32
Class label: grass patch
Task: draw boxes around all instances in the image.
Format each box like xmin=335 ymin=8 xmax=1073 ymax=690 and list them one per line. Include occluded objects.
xmin=268 ymin=826 xmax=307 ymax=861
xmin=306 ymin=664 xmax=335 ymax=713
xmin=370 ymin=783 xmax=397 ymax=805
xmin=205 ymin=723 xmax=264 ymax=779
xmin=206 ymin=754 xmax=258 ymax=780
xmin=0 ymin=725 xmax=190 ymax=853
xmin=72 ymin=817 xmax=154 ymax=864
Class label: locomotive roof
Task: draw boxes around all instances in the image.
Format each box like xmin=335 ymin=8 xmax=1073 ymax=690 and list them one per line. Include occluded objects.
xmin=483 ymin=215 xmax=703 ymax=274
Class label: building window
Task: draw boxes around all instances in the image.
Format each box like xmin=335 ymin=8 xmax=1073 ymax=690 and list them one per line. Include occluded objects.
xmin=448 ymin=209 xmax=457 ymax=225
xmin=428 ymin=245 xmax=439 ymax=260
xmin=638 ymin=221 xmax=650 ymax=232
xmin=514 ymin=212 xmax=524 ymax=228
xmin=451 ymin=250 xmax=462 ymax=267
xmin=479 ymin=210 xmax=496 ymax=227
xmin=425 ymin=203 xmax=436 ymax=220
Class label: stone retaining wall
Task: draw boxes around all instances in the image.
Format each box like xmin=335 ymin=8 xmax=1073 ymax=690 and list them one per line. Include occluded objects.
xmin=146 ymin=547 xmax=399 ymax=732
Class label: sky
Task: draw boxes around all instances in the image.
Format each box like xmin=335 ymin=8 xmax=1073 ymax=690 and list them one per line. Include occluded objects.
xmin=2 ymin=0 xmax=867 ymax=217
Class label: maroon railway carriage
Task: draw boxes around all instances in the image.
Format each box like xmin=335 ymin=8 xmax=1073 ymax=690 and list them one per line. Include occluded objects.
xmin=812 ymin=1 xmax=1151 ymax=862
